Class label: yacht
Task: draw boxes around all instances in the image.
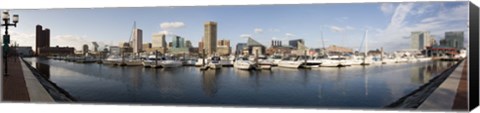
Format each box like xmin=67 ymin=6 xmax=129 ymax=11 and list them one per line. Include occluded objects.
xmin=123 ymin=57 xmax=143 ymax=66
xmin=183 ymin=58 xmax=197 ymax=66
xmin=208 ymin=56 xmax=222 ymax=69
xmin=277 ymin=56 xmax=304 ymax=68
xmin=416 ymin=56 xmax=432 ymax=62
xmin=161 ymin=56 xmax=182 ymax=68
xmin=257 ymin=55 xmax=273 ymax=69
xmin=347 ymin=55 xmax=365 ymax=65
xmin=219 ymin=56 xmax=234 ymax=67
xmin=381 ymin=57 xmax=397 ymax=64
xmin=268 ymin=54 xmax=283 ymax=66
xmin=320 ymin=56 xmax=351 ymax=67
xmin=234 ymin=57 xmax=254 ymax=70
xmin=306 ymin=56 xmax=328 ymax=67
xmin=103 ymin=55 xmax=123 ymax=65
xmin=142 ymin=55 xmax=163 ymax=68
xmin=195 ymin=58 xmax=209 ymax=67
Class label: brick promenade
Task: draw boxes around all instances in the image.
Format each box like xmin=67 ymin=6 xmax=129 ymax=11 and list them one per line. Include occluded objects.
xmin=2 ymin=50 xmax=30 ymax=101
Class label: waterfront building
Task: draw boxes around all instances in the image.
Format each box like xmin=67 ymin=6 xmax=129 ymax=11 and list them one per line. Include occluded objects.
xmin=142 ymin=43 xmax=152 ymax=50
xmin=14 ymin=46 xmax=34 ymax=57
xmin=443 ymin=31 xmax=464 ymax=50
xmin=244 ymin=37 xmax=266 ymax=55
xmin=271 ymin=40 xmax=282 ymax=47
xmin=235 ymin=43 xmax=247 ymax=55
xmin=216 ymin=39 xmax=231 ymax=56
xmin=151 ymin=33 xmax=167 ymax=54
xmin=325 ymin=45 xmax=353 ymax=55
xmin=289 ymin=39 xmax=304 ymax=49
xmin=109 ymin=46 xmax=121 ymax=55
xmin=168 ymin=36 xmax=190 ymax=55
xmin=35 ymin=25 xmax=51 ymax=55
xmin=82 ymin=44 xmax=89 ymax=54
xmin=38 ymin=46 xmax=75 ymax=56
xmin=203 ymin=21 xmax=217 ymax=55
xmin=132 ymin=28 xmax=143 ymax=54
xmin=185 ymin=40 xmax=193 ymax=48
xmin=411 ymin=31 xmax=435 ymax=50
xmin=266 ymin=46 xmax=293 ymax=55
xmin=118 ymin=42 xmax=133 ymax=53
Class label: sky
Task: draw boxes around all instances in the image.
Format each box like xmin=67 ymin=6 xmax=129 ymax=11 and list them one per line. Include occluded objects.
xmin=1 ymin=1 xmax=469 ymax=52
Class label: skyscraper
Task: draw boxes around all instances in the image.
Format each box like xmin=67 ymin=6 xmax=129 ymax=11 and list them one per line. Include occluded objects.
xmin=216 ymin=39 xmax=231 ymax=56
xmin=35 ymin=25 xmax=43 ymax=53
xmin=203 ymin=21 xmax=217 ymax=55
xmin=172 ymin=36 xmax=185 ymax=48
xmin=444 ymin=31 xmax=464 ymax=49
xmin=411 ymin=31 xmax=434 ymax=50
xmin=152 ymin=33 xmax=167 ymax=48
xmin=132 ymin=28 xmax=143 ymax=53
xmin=35 ymin=25 xmax=50 ymax=55
xmin=289 ymin=39 xmax=304 ymax=49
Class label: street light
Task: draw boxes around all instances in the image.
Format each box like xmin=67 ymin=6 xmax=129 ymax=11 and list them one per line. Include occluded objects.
xmin=1 ymin=10 xmax=19 ymax=76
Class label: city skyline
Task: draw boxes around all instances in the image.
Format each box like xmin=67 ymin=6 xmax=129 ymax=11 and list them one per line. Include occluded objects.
xmin=1 ymin=1 xmax=469 ymax=52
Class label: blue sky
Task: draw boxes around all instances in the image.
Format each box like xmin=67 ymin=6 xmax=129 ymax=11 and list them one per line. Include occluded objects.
xmin=2 ymin=1 xmax=469 ymax=52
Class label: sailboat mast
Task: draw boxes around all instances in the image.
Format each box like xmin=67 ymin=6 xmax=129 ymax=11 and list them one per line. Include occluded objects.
xmin=321 ymin=31 xmax=325 ymax=49
xmin=364 ymin=30 xmax=368 ymax=57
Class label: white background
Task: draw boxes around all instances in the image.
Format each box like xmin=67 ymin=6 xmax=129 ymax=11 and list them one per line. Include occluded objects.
xmin=0 ymin=0 xmax=478 ymax=113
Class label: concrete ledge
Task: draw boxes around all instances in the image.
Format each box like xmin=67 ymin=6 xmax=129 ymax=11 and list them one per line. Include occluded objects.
xmin=418 ymin=60 xmax=466 ymax=110
xmin=19 ymin=57 xmax=55 ymax=102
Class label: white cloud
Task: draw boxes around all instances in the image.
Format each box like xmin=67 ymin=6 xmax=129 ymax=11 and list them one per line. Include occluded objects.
xmin=380 ymin=3 xmax=395 ymax=15
xmin=160 ymin=22 xmax=185 ymax=30
xmin=285 ymin=33 xmax=295 ymax=37
xmin=8 ymin=31 xmax=35 ymax=47
xmin=330 ymin=26 xmax=344 ymax=32
xmin=240 ymin=34 xmax=251 ymax=38
xmin=254 ymin=28 xmax=263 ymax=34
xmin=369 ymin=3 xmax=468 ymax=51
xmin=8 ymin=30 xmax=112 ymax=51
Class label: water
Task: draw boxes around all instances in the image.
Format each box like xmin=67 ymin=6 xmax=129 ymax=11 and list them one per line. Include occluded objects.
xmin=24 ymin=57 xmax=456 ymax=108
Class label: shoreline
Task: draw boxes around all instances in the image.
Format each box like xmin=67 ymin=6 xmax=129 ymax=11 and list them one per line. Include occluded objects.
xmin=384 ymin=60 xmax=462 ymax=108
xmin=20 ymin=57 xmax=77 ymax=102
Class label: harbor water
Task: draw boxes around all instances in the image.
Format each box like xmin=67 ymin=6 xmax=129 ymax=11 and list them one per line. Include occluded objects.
xmin=24 ymin=57 xmax=457 ymax=108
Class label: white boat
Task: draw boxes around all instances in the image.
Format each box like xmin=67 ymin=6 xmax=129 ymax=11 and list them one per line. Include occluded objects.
xmin=416 ymin=57 xmax=432 ymax=62
xmin=234 ymin=57 xmax=253 ymax=70
xmin=305 ymin=56 xmax=325 ymax=67
xmin=208 ymin=56 xmax=222 ymax=69
xmin=268 ymin=54 xmax=283 ymax=66
xmin=320 ymin=56 xmax=350 ymax=67
xmin=124 ymin=58 xmax=143 ymax=66
xmin=219 ymin=56 xmax=234 ymax=67
xmin=161 ymin=59 xmax=182 ymax=68
xmin=381 ymin=58 xmax=397 ymax=64
xmin=183 ymin=58 xmax=197 ymax=66
xmin=395 ymin=57 xmax=409 ymax=63
xmin=142 ymin=55 xmax=163 ymax=68
xmin=195 ymin=58 xmax=209 ymax=67
xmin=277 ymin=57 xmax=303 ymax=68
xmin=103 ymin=55 xmax=123 ymax=65
xmin=347 ymin=55 xmax=365 ymax=65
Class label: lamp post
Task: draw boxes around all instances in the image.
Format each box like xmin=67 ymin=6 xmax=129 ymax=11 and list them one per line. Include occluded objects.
xmin=1 ymin=10 xmax=19 ymax=76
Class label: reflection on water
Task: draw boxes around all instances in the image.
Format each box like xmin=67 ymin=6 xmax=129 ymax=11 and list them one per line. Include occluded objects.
xmin=32 ymin=59 xmax=50 ymax=79
xmin=23 ymin=57 xmax=458 ymax=108
xmin=202 ymin=70 xmax=220 ymax=97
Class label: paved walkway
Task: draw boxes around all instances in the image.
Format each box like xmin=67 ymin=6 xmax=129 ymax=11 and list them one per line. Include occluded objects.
xmin=418 ymin=59 xmax=469 ymax=111
xmin=2 ymin=51 xmax=30 ymax=101
xmin=2 ymin=49 xmax=54 ymax=102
